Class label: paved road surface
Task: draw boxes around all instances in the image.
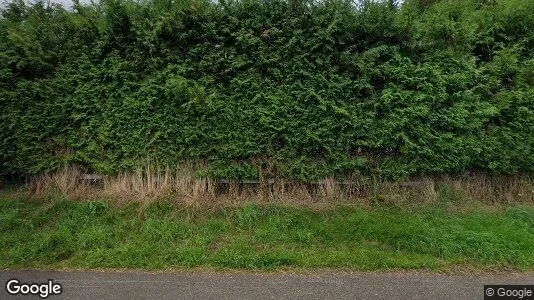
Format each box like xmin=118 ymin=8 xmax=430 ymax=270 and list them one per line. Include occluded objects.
xmin=0 ymin=270 xmax=533 ymax=299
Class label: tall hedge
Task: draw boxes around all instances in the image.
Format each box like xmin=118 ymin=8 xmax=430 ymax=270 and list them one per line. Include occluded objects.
xmin=1 ymin=0 xmax=533 ymax=180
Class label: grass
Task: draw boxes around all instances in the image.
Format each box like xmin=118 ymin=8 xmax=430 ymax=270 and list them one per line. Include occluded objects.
xmin=25 ymin=164 xmax=534 ymax=205
xmin=1 ymin=189 xmax=533 ymax=271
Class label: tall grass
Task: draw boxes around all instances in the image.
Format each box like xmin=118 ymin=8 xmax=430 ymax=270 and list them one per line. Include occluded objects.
xmin=26 ymin=164 xmax=534 ymax=205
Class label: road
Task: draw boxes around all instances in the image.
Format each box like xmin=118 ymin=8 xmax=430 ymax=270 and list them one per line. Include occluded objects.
xmin=0 ymin=269 xmax=532 ymax=299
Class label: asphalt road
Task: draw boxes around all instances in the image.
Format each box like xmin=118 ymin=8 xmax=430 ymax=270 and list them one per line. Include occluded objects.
xmin=0 ymin=270 xmax=533 ymax=300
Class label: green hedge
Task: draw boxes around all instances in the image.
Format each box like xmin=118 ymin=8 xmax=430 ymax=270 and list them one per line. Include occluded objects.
xmin=1 ymin=0 xmax=533 ymax=180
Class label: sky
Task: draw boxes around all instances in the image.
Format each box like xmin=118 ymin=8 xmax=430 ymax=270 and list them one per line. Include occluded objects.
xmin=54 ymin=0 xmax=84 ymax=7
xmin=1 ymin=0 xmax=404 ymax=10
xmin=0 ymin=0 xmax=87 ymax=9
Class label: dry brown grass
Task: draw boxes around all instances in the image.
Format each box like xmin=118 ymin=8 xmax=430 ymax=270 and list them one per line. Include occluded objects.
xmin=101 ymin=162 xmax=216 ymax=204
xmin=29 ymin=165 xmax=89 ymax=200
xmin=26 ymin=164 xmax=534 ymax=206
xmin=438 ymin=174 xmax=534 ymax=205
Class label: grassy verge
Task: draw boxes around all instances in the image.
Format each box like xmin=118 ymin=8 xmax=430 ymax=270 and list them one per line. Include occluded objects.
xmin=1 ymin=192 xmax=533 ymax=271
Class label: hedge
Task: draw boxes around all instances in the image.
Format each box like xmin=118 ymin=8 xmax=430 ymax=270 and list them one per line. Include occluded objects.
xmin=0 ymin=0 xmax=533 ymax=180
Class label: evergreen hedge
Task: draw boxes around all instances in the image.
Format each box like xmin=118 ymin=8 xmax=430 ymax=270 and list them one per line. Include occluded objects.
xmin=1 ymin=0 xmax=533 ymax=180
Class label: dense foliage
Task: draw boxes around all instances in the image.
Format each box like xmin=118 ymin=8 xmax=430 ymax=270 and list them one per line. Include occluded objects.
xmin=1 ymin=0 xmax=533 ymax=180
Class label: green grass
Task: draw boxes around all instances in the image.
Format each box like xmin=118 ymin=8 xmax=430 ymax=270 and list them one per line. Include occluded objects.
xmin=1 ymin=195 xmax=533 ymax=271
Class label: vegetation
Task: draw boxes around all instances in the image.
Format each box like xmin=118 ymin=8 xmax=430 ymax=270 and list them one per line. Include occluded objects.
xmin=25 ymin=164 xmax=534 ymax=204
xmin=1 ymin=0 xmax=533 ymax=181
xmin=1 ymin=0 xmax=532 ymax=273
xmin=1 ymin=190 xmax=533 ymax=270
